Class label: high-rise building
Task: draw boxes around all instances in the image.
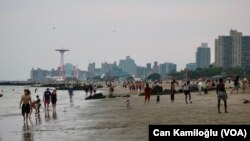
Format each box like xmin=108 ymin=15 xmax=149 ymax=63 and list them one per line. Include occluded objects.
xmin=152 ymin=61 xmax=159 ymax=73
xmin=119 ymin=56 xmax=137 ymax=76
xmin=159 ymin=63 xmax=177 ymax=77
xmin=64 ymin=63 xmax=74 ymax=78
xmin=186 ymin=63 xmax=197 ymax=71
xmin=196 ymin=43 xmax=211 ymax=68
xmin=215 ymin=30 xmax=250 ymax=69
xmin=30 ymin=68 xmax=49 ymax=81
xmin=146 ymin=63 xmax=152 ymax=76
xmin=136 ymin=66 xmax=146 ymax=78
xmin=87 ymin=63 xmax=96 ymax=79
xmin=101 ymin=62 xmax=117 ymax=74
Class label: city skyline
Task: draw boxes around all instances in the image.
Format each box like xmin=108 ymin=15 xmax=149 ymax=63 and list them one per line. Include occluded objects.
xmin=30 ymin=56 xmax=177 ymax=81
xmin=1 ymin=0 xmax=250 ymax=80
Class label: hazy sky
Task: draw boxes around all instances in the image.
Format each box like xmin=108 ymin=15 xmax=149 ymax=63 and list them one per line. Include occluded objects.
xmin=0 ymin=0 xmax=250 ymax=80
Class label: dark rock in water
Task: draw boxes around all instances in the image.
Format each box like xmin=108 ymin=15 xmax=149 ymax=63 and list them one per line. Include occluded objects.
xmin=85 ymin=93 xmax=106 ymax=100
xmin=0 ymin=94 xmax=3 ymax=97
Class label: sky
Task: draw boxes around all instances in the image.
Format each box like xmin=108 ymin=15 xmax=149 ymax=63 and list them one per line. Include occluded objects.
xmin=0 ymin=0 xmax=250 ymax=80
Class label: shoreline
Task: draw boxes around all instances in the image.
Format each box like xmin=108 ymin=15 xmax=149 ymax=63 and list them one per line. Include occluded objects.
xmin=1 ymin=86 xmax=250 ymax=141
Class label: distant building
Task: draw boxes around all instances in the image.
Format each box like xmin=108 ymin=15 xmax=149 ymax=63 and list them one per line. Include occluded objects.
xmin=215 ymin=30 xmax=250 ymax=69
xmin=78 ymin=70 xmax=87 ymax=80
xmin=87 ymin=63 xmax=95 ymax=79
xmin=31 ymin=64 xmax=81 ymax=81
xmin=186 ymin=63 xmax=197 ymax=71
xmin=50 ymin=68 xmax=59 ymax=77
xmin=146 ymin=63 xmax=152 ymax=76
xmin=101 ymin=62 xmax=117 ymax=74
xmin=30 ymin=68 xmax=49 ymax=81
xmin=152 ymin=61 xmax=159 ymax=74
xmin=159 ymin=63 xmax=177 ymax=77
xmin=64 ymin=63 xmax=74 ymax=78
xmin=94 ymin=68 xmax=102 ymax=77
xmin=136 ymin=66 xmax=146 ymax=79
xmin=119 ymin=56 xmax=137 ymax=76
xmin=196 ymin=43 xmax=211 ymax=68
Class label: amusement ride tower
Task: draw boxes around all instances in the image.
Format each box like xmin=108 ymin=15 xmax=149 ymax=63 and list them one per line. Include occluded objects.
xmin=55 ymin=49 xmax=69 ymax=80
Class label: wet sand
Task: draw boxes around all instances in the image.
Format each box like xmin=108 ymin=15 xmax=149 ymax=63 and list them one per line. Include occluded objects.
xmin=0 ymin=85 xmax=250 ymax=141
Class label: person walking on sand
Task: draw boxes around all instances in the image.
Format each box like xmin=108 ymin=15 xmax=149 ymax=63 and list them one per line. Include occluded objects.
xmin=125 ymin=95 xmax=132 ymax=111
xmin=51 ymin=89 xmax=57 ymax=112
xmin=241 ymin=77 xmax=247 ymax=94
xmin=144 ymin=83 xmax=151 ymax=104
xmin=183 ymin=81 xmax=192 ymax=104
xmin=156 ymin=93 xmax=160 ymax=103
xmin=170 ymin=80 xmax=176 ymax=103
xmin=109 ymin=84 xmax=114 ymax=96
xmin=231 ymin=76 xmax=240 ymax=94
xmin=204 ymin=81 xmax=208 ymax=95
xmin=217 ymin=78 xmax=228 ymax=114
xmin=198 ymin=80 xmax=203 ymax=95
xmin=19 ymin=89 xmax=32 ymax=123
xmin=43 ymin=88 xmax=51 ymax=110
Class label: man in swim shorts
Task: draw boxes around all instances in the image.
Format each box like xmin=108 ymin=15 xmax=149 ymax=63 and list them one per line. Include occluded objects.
xmin=216 ymin=78 xmax=228 ymax=114
xmin=19 ymin=89 xmax=32 ymax=123
xmin=43 ymin=88 xmax=51 ymax=110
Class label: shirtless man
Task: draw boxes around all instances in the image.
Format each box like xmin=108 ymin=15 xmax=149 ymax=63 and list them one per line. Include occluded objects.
xmin=144 ymin=83 xmax=151 ymax=104
xmin=19 ymin=89 xmax=32 ymax=123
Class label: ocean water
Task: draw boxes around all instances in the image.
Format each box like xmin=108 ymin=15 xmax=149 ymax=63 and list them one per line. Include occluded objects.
xmin=0 ymin=86 xmax=100 ymax=141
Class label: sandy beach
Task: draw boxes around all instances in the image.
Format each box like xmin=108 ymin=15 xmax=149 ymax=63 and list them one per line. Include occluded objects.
xmin=0 ymin=85 xmax=250 ymax=141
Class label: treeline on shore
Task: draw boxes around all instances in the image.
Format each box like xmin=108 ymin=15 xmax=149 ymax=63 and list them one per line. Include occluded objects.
xmin=170 ymin=67 xmax=248 ymax=80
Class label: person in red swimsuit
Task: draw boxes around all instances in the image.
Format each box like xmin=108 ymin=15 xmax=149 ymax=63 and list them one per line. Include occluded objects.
xmin=144 ymin=83 xmax=151 ymax=104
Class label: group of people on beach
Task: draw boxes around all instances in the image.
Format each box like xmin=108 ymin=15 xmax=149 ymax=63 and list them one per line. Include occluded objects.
xmin=18 ymin=75 xmax=249 ymax=123
xmin=123 ymin=81 xmax=144 ymax=93
xmin=19 ymin=88 xmax=57 ymax=123
xmin=126 ymin=75 xmax=248 ymax=113
xmin=143 ymin=79 xmax=192 ymax=105
xmin=84 ymin=83 xmax=97 ymax=97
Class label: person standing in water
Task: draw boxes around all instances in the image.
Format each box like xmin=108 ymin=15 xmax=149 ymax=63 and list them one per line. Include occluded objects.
xmin=93 ymin=84 xmax=97 ymax=94
xmin=68 ymin=86 xmax=74 ymax=99
xmin=43 ymin=88 xmax=51 ymax=110
xmin=36 ymin=95 xmax=41 ymax=114
xmin=35 ymin=88 xmax=38 ymax=93
xmin=89 ymin=84 xmax=93 ymax=96
xmin=217 ymin=78 xmax=228 ymax=114
xmin=51 ymin=90 xmax=57 ymax=112
xmin=19 ymin=89 xmax=32 ymax=123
